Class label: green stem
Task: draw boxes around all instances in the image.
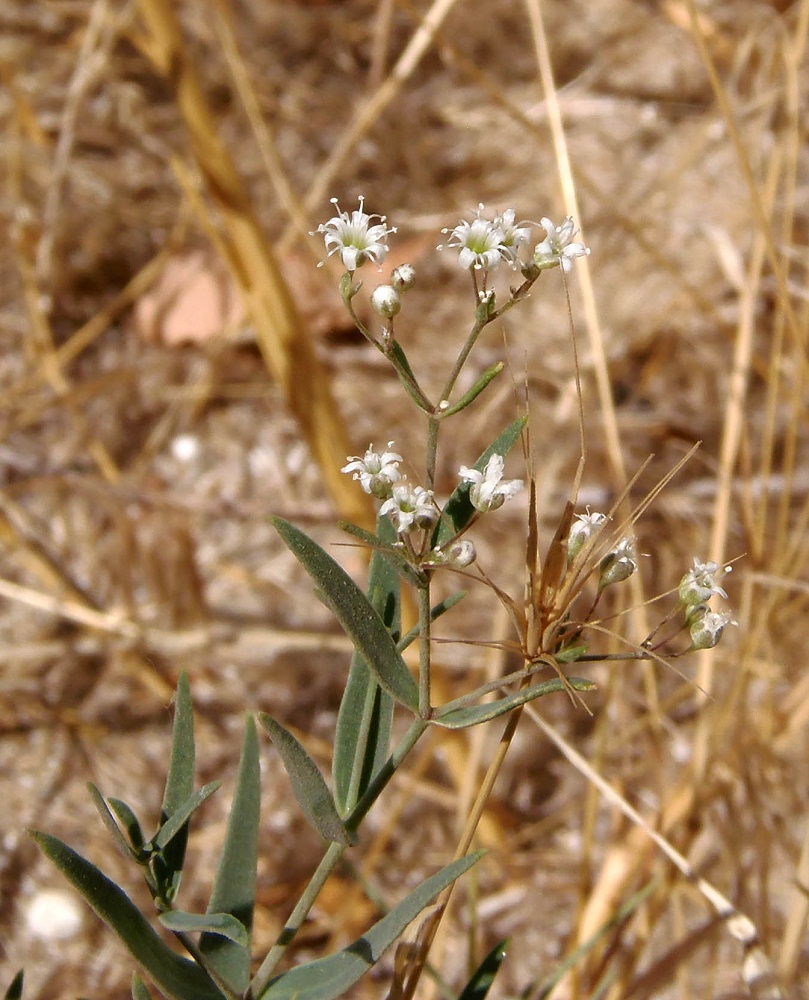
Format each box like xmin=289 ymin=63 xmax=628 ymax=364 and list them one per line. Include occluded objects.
xmin=425 ymin=416 xmax=440 ymax=489
xmin=250 ymin=840 xmax=347 ymax=997
xmin=345 ymin=717 xmax=428 ymax=834
xmin=418 ymin=584 xmax=432 ymax=719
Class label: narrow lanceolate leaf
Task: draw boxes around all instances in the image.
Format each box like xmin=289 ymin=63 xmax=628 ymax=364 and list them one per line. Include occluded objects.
xmin=432 ymin=678 xmax=596 ymax=729
xmin=337 ymin=521 xmax=425 ymax=588
xmin=272 ymin=516 xmax=418 ymax=712
xmin=433 ymin=416 xmax=527 ymax=547
xmin=333 ymin=517 xmax=398 ymax=815
xmin=163 ymin=673 xmax=196 ymax=819
xmin=30 ymin=832 xmax=224 ymax=1000
xmin=154 ymin=782 xmax=221 ymax=850
xmin=258 ymin=715 xmax=350 ymax=845
xmin=108 ymin=798 xmax=145 ymax=853
xmin=155 ymin=673 xmax=197 ymax=900
xmin=159 ymin=911 xmax=249 ymax=946
xmin=88 ymin=784 xmax=141 ymax=861
xmin=131 ymin=972 xmax=152 ymax=1000
xmin=4 ymin=970 xmax=23 ymax=1000
xmin=457 ymin=939 xmax=509 ymax=1000
xmin=199 ymin=716 xmax=260 ymax=995
xmin=256 ymin=852 xmax=483 ymax=1000
xmin=397 ymin=592 xmax=466 ymax=653
xmin=439 ymin=361 xmax=504 ymax=418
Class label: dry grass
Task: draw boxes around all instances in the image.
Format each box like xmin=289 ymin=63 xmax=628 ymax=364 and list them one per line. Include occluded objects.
xmin=1 ymin=0 xmax=809 ymax=997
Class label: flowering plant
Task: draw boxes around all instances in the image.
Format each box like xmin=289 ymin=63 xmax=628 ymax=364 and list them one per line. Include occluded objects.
xmin=23 ymin=198 xmax=738 ymax=1000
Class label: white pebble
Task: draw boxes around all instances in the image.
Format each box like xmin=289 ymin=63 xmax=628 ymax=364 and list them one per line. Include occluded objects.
xmin=26 ymin=889 xmax=84 ymax=941
xmin=171 ymin=434 xmax=200 ymax=462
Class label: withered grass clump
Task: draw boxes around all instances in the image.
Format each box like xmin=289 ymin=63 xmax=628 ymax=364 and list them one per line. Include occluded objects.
xmin=1 ymin=0 xmax=809 ymax=997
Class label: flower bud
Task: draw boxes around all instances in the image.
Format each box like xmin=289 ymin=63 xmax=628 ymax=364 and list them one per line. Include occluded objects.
xmin=447 ymin=540 xmax=476 ymax=568
xmin=391 ymin=263 xmax=416 ymax=291
xmin=689 ymin=608 xmax=737 ymax=650
xmin=598 ymin=538 xmax=637 ymax=589
xmin=371 ymin=284 xmax=401 ymax=319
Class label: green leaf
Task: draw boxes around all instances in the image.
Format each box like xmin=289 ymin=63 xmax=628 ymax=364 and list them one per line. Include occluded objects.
xmin=398 ymin=592 xmax=466 ymax=652
xmin=433 ymin=416 xmax=527 ymax=547
xmin=154 ymin=783 xmax=221 ymax=850
xmin=256 ymin=852 xmax=483 ymax=1000
xmin=199 ymin=716 xmax=260 ymax=994
xmin=272 ymin=516 xmax=419 ymax=712
xmin=258 ymin=715 xmax=350 ymax=845
xmin=152 ymin=674 xmax=197 ymax=903
xmin=4 ymin=970 xmax=23 ymax=1000
xmin=108 ymin=798 xmax=145 ymax=852
xmin=457 ymin=939 xmax=508 ymax=1000
xmin=439 ymin=361 xmax=504 ymax=418
xmin=30 ymin=832 xmax=224 ymax=1000
xmin=131 ymin=972 xmax=151 ymax=1000
xmin=159 ymin=911 xmax=249 ymax=946
xmin=333 ymin=517 xmax=399 ymax=815
xmin=163 ymin=673 xmax=196 ymax=819
xmin=88 ymin=783 xmax=142 ymax=861
xmin=338 ymin=521 xmax=425 ymax=588
xmin=432 ymin=678 xmax=595 ymax=729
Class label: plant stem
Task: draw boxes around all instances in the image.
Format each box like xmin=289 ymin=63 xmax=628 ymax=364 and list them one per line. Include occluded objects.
xmin=418 ymin=583 xmax=432 ymax=718
xmin=425 ymin=415 xmax=440 ymax=489
xmin=345 ymin=716 xmax=428 ymax=833
xmin=250 ymin=840 xmax=347 ymax=997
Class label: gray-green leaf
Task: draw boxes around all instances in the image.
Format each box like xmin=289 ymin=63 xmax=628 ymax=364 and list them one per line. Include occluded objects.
xmin=199 ymin=716 xmax=260 ymax=994
xmin=256 ymin=852 xmax=483 ymax=1000
xmin=31 ymin=832 xmax=224 ymax=1000
xmin=432 ymin=678 xmax=595 ymax=729
xmin=333 ymin=516 xmax=399 ymax=815
xmin=154 ymin=782 xmax=221 ymax=850
xmin=258 ymin=715 xmax=350 ymax=845
xmin=272 ymin=516 xmax=418 ymax=712
xmin=159 ymin=911 xmax=249 ymax=946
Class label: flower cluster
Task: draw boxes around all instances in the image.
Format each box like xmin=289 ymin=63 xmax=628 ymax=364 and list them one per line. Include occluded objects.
xmin=439 ymin=205 xmax=532 ymax=272
xmin=436 ymin=205 xmax=590 ymax=276
xmin=678 ymin=558 xmax=736 ymax=650
xmin=341 ymin=444 xmax=523 ymax=568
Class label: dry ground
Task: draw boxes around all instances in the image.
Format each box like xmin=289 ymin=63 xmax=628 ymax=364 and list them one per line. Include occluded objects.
xmin=1 ymin=0 xmax=809 ymax=997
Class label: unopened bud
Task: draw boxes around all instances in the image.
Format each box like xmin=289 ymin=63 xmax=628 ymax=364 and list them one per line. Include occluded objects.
xmin=371 ymin=284 xmax=401 ymax=319
xmin=447 ymin=540 xmax=476 ymax=568
xmin=598 ymin=538 xmax=637 ymax=589
xmin=391 ymin=263 xmax=416 ymax=292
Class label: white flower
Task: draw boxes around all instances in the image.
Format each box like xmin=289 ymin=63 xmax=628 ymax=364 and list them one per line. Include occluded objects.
xmin=496 ymin=208 xmax=533 ymax=265
xmin=567 ymin=510 xmax=607 ymax=562
xmin=533 ymin=216 xmax=590 ymax=273
xmin=458 ymin=454 xmax=524 ymax=512
xmin=313 ymin=196 xmax=396 ymax=272
xmin=689 ymin=608 xmax=737 ymax=650
xmin=440 ymin=205 xmax=507 ymax=271
xmin=341 ymin=442 xmax=402 ymax=499
xmin=598 ymin=537 xmax=637 ymax=588
xmin=678 ymin=558 xmax=731 ymax=607
xmin=380 ymin=484 xmax=438 ymax=534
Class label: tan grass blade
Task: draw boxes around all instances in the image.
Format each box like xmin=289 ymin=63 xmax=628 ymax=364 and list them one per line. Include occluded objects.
xmin=529 ymin=704 xmax=783 ymax=1000
xmin=132 ymin=0 xmax=370 ymax=525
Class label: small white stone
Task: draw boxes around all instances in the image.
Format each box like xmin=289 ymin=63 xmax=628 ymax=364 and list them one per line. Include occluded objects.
xmin=171 ymin=434 xmax=199 ymax=462
xmin=26 ymin=888 xmax=84 ymax=941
